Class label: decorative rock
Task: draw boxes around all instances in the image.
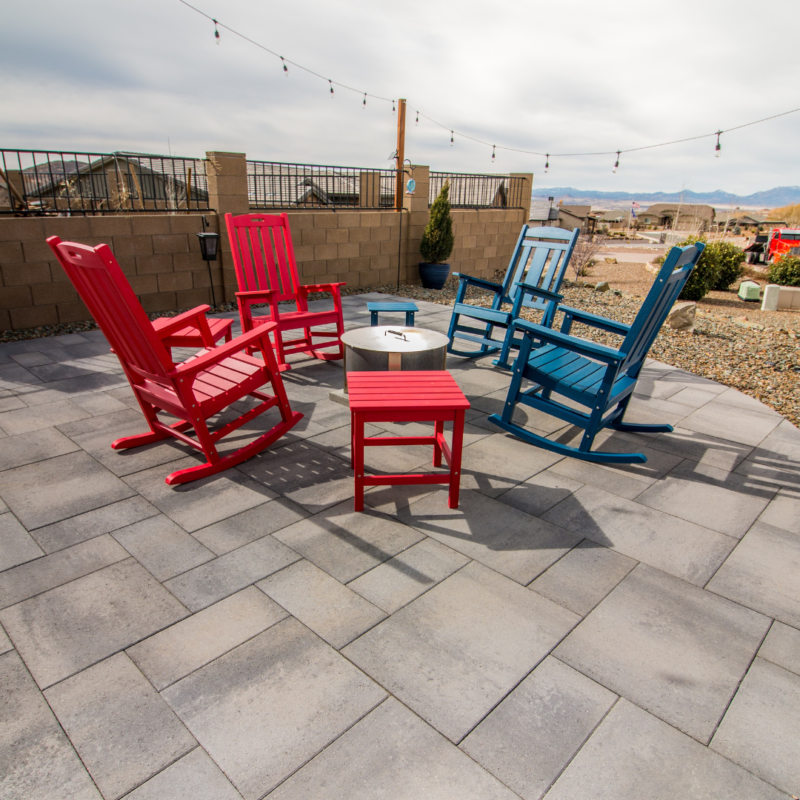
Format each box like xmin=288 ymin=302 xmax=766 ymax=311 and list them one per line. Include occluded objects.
xmin=595 ymin=282 xmax=611 ymax=293
xmin=604 ymin=257 xmax=617 ymax=264
xmin=667 ymin=301 xmax=696 ymax=332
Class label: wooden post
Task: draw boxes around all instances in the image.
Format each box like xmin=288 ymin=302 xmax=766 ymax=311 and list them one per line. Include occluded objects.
xmin=395 ymin=98 xmax=406 ymax=211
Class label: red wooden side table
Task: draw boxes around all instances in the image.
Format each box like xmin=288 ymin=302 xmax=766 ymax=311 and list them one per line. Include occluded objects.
xmin=347 ymin=371 xmax=470 ymax=511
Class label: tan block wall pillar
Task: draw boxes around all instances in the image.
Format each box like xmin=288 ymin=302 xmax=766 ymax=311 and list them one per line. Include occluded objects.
xmin=402 ymin=165 xmax=430 ymax=284
xmin=206 ymin=151 xmax=249 ymax=302
xmin=510 ymin=172 xmax=533 ymax=221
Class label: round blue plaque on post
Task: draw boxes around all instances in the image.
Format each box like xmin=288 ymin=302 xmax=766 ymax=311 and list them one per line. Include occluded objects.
xmin=406 ymin=178 xmax=416 ymax=195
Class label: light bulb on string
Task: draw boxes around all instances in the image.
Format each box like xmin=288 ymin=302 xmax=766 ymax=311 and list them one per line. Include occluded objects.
xmin=613 ymin=151 xmax=620 ymax=173
xmin=280 ymin=57 xmax=288 ymax=76
xmin=450 ymin=131 xmax=454 ymax=147
xmin=363 ymin=93 xmax=367 ymax=109
xmin=213 ymin=19 xmax=220 ymax=45
xmin=392 ymin=100 xmax=396 ymax=115
xmin=715 ymin=131 xmax=722 ymax=158
xmin=415 ymin=111 xmax=419 ymax=126
xmin=544 ymin=154 xmax=549 ymax=174
xmin=329 ymin=80 xmax=334 ymax=98
xmin=491 ymin=145 xmax=496 ymax=163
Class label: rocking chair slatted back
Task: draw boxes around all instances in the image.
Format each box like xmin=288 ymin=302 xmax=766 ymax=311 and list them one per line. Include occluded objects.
xmin=49 ymin=239 xmax=172 ymax=381
xmin=229 ymin=213 xmax=302 ymax=306
xmin=504 ymin=226 xmax=579 ymax=312
xmin=619 ymin=245 xmax=699 ymax=377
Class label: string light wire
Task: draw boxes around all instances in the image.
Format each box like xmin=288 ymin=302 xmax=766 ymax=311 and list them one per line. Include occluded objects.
xmin=177 ymin=0 xmax=800 ymax=160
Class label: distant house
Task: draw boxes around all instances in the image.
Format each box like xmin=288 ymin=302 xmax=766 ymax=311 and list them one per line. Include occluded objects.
xmin=640 ymin=203 xmax=715 ymax=231
xmin=720 ymin=212 xmax=790 ymax=231
xmin=557 ymin=204 xmax=597 ymax=234
xmin=528 ymin=199 xmax=559 ymax=227
xmin=598 ymin=209 xmax=631 ymax=229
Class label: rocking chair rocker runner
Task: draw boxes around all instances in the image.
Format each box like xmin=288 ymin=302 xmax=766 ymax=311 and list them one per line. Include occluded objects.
xmin=47 ymin=237 xmax=302 ymax=485
xmin=225 ymin=212 xmax=346 ymax=371
xmin=488 ymin=243 xmax=705 ymax=464
xmin=447 ymin=225 xmax=580 ymax=368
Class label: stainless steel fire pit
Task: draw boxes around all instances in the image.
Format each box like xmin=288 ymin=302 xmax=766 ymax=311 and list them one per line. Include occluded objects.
xmin=330 ymin=326 xmax=450 ymax=402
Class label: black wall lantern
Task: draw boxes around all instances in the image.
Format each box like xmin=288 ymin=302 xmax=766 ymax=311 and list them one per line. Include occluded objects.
xmin=196 ymin=215 xmax=220 ymax=306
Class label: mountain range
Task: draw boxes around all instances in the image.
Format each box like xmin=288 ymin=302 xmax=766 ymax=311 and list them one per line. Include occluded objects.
xmin=530 ymin=186 xmax=800 ymax=208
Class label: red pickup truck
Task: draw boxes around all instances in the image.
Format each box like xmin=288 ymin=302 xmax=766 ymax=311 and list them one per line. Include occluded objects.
xmin=744 ymin=228 xmax=800 ymax=264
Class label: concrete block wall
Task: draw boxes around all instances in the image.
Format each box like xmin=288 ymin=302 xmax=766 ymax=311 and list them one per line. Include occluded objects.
xmin=0 ymin=152 xmax=531 ymax=330
xmin=0 ymin=214 xmax=223 ymax=329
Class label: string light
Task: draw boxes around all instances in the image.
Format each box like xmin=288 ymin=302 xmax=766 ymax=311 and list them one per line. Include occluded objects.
xmin=392 ymin=100 xmax=396 ymax=115
xmin=177 ymin=1 xmax=800 ymax=164
xmin=491 ymin=145 xmax=496 ymax=163
xmin=544 ymin=154 xmax=549 ymax=174
xmin=363 ymin=93 xmax=367 ymax=109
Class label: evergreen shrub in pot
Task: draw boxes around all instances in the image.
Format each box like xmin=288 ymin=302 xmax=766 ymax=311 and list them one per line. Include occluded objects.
xmin=419 ymin=181 xmax=455 ymax=289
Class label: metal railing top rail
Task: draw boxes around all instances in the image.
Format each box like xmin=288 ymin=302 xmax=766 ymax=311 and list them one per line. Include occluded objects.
xmin=428 ymin=171 xmax=527 ymax=210
xmin=0 ymin=149 xmax=211 ymax=215
xmin=247 ymin=159 xmax=396 ymax=210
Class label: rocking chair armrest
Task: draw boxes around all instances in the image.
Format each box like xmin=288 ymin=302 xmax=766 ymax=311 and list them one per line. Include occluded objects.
xmin=512 ymin=281 xmax=564 ymax=303
xmin=511 ymin=318 xmax=625 ymax=365
xmin=558 ymin=305 xmax=631 ymax=336
xmin=153 ymin=305 xmax=212 ymax=338
xmin=297 ymin=282 xmax=346 ymax=294
xmin=173 ymin=322 xmax=279 ymax=377
xmin=236 ymin=289 xmax=277 ymax=300
xmin=452 ymin=273 xmax=503 ymax=293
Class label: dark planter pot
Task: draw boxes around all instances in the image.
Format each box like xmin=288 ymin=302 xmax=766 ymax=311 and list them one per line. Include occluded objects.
xmin=419 ymin=262 xmax=451 ymax=290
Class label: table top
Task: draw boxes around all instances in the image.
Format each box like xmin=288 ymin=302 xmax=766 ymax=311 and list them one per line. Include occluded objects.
xmin=347 ymin=370 xmax=470 ymax=411
xmin=341 ymin=326 xmax=449 ymax=354
xmin=366 ymin=302 xmax=419 ymax=312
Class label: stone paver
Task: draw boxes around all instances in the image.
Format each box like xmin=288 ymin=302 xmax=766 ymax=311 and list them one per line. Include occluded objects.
xmin=163 ymin=618 xmax=386 ymax=800
xmin=0 ymin=302 xmax=799 ymax=798
xmin=258 ymin=560 xmax=386 ymax=649
xmin=461 ymin=657 xmax=617 ymax=800
xmin=0 ymin=558 xmax=188 ymax=688
xmin=544 ymin=699 xmax=786 ymax=800
xmin=555 ymin=564 xmax=770 ymax=743
xmin=44 ymin=653 xmax=196 ymax=800
xmin=707 ymin=520 xmax=800 ymax=628
xmin=343 ymin=561 xmax=578 ymax=742
xmin=268 ymin=698 xmax=519 ymax=800
xmin=711 ymin=658 xmax=800 ymax=798
xmin=127 ymin=586 xmax=287 ymax=690
xmin=0 ymin=651 xmax=101 ymax=800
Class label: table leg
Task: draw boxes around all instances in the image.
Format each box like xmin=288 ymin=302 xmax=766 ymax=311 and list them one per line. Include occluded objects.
xmin=448 ymin=410 xmax=465 ymax=509
xmin=405 ymin=311 xmax=415 ymax=326
xmin=433 ymin=420 xmax=444 ymax=468
xmin=370 ymin=311 xmax=379 ymax=327
xmin=353 ymin=411 xmax=365 ymax=512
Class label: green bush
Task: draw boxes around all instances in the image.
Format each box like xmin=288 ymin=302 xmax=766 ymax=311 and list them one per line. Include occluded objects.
xmin=420 ymin=182 xmax=454 ymax=264
xmin=768 ymin=256 xmax=800 ymax=287
xmin=670 ymin=235 xmax=720 ymax=301
xmin=708 ymin=241 xmax=746 ymax=290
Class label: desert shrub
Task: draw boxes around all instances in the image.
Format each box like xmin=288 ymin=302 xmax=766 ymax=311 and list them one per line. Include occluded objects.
xmin=707 ymin=241 xmax=746 ymax=290
xmin=668 ymin=235 xmax=720 ymax=301
xmin=768 ymin=256 xmax=800 ymax=287
xmin=570 ymin=234 xmax=601 ymax=278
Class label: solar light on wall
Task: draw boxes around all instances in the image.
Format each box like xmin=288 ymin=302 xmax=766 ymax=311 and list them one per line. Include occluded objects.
xmin=197 ymin=216 xmax=220 ymax=306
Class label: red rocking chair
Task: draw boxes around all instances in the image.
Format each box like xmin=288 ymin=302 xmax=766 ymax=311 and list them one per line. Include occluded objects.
xmin=225 ymin=212 xmax=346 ymax=371
xmin=47 ymin=236 xmax=302 ymax=485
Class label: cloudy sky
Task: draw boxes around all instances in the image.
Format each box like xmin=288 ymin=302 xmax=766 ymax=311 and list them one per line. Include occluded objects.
xmin=2 ymin=0 xmax=799 ymax=194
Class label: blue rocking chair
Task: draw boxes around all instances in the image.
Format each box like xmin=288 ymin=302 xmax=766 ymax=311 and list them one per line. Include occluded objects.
xmin=488 ymin=242 xmax=705 ymax=464
xmin=446 ymin=225 xmax=580 ymax=369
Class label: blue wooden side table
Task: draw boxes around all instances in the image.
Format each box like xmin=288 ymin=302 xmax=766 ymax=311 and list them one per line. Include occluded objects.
xmin=367 ymin=302 xmax=419 ymax=327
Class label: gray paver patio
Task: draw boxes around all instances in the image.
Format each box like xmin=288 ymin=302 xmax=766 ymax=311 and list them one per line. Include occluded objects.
xmin=0 ymin=297 xmax=798 ymax=798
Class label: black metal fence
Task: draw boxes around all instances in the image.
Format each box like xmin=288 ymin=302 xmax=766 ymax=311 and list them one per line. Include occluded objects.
xmin=429 ymin=172 xmax=526 ymax=209
xmin=248 ymin=161 xmax=396 ymax=210
xmin=0 ymin=149 xmax=210 ymax=215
